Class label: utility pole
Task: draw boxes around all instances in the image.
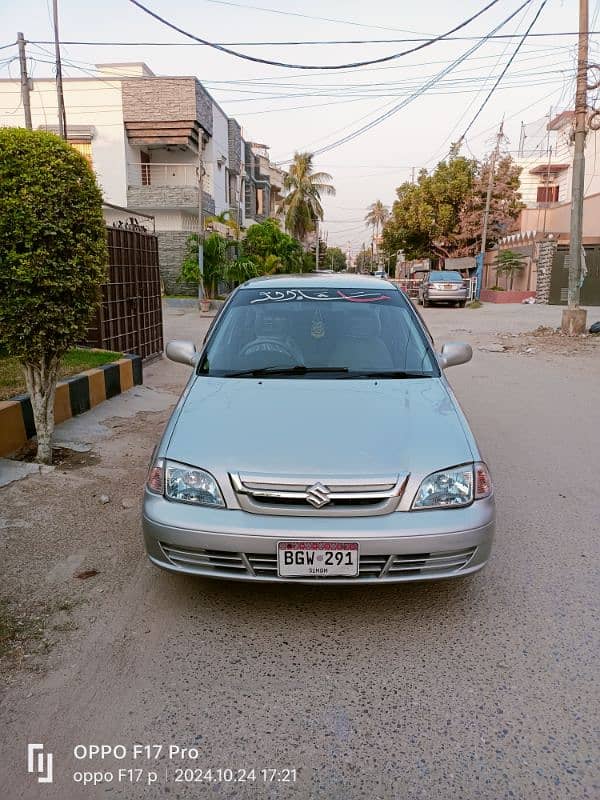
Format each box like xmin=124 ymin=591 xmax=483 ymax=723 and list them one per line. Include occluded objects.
xmin=539 ymin=106 xmax=553 ymax=234
xmin=480 ymin=119 xmax=504 ymax=260
xmin=17 ymin=32 xmax=32 ymax=130
xmin=562 ymin=0 xmax=589 ymax=335
xmin=52 ymin=0 xmax=67 ymax=139
xmin=315 ymin=218 xmax=319 ymax=269
xmin=198 ymin=140 xmax=205 ymax=305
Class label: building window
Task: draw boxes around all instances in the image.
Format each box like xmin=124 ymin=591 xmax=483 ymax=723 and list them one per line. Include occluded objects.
xmin=70 ymin=139 xmax=92 ymax=165
xmin=537 ymin=185 xmax=559 ymax=203
xmin=140 ymin=151 xmax=151 ymax=186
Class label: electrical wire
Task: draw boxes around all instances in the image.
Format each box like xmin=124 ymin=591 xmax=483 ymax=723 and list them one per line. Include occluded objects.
xmin=203 ymin=0 xmax=429 ymax=34
xmin=424 ymin=0 xmax=535 ymax=166
xmin=19 ymin=48 xmax=570 ymax=103
xmin=26 ymin=32 xmax=600 ymax=47
xmin=127 ymin=0 xmax=507 ymax=70
xmin=19 ymin=40 xmax=573 ymax=87
xmin=456 ymin=0 xmax=549 ymax=142
xmin=281 ymin=0 xmax=534 ymax=161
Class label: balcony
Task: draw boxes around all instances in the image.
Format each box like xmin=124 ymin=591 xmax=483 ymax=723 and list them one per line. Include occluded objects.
xmin=126 ymin=162 xmax=214 ymax=214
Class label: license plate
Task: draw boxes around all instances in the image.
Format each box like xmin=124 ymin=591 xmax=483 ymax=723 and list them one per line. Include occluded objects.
xmin=277 ymin=541 xmax=359 ymax=577
xmin=443 ymin=284 xmax=455 ymax=290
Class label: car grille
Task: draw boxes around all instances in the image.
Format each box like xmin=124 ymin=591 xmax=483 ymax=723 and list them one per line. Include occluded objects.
xmin=160 ymin=543 xmax=476 ymax=580
xmin=229 ymin=472 xmax=408 ymax=517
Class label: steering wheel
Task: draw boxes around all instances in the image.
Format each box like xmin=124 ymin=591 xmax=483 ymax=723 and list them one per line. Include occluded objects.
xmin=239 ymin=338 xmax=297 ymax=360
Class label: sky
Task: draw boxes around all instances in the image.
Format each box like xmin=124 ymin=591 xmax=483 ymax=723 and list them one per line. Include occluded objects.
xmin=1 ymin=0 xmax=598 ymax=255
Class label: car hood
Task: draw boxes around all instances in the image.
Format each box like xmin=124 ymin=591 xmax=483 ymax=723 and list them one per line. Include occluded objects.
xmin=166 ymin=377 xmax=474 ymax=477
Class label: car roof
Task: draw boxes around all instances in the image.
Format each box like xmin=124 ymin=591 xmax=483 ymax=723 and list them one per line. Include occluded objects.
xmin=241 ymin=273 xmax=399 ymax=290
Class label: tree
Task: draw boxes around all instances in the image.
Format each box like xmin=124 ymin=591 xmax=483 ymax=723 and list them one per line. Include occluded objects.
xmin=241 ymin=218 xmax=304 ymax=273
xmin=0 ymin=129 xmax=108 ymax=464
xmin=325 ymin=246 xmax=347 ymax=271
xmin=381 ymin=157 xmax=476 ymax=261
xmin=365 ymin=200 xmax=389 ymax=258
xmin=179 ymin=232 xmax=230 ymax=298
xmin=493 ymin=249 xmax=526 ymax=290
xmin=224 ymin=257 xmax=258 ymax=287
xmin=279 ymin=152 xmax=335 ymax=243
xmin=455 ymin=155 xmax=523 ymax=256
xmin=381 ymin=153 xmax=523 ymax=262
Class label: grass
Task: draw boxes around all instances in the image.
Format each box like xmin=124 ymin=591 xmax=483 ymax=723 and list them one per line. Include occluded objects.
xmin=467 ymin=299 xmax=483 ymax=309
xmin=0 ymin=600 xmax=19 ymax=659
xmin=0 ymin=348 xmax=122 ymax=401
xmin=0 ymin=598 xmax=44 ymax=662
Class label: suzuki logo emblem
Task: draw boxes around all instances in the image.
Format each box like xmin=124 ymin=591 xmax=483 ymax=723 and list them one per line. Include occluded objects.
xmin=305 ymin=482 xmax=331 ymax=508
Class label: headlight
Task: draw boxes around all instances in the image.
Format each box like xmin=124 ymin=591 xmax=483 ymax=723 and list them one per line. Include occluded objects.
xmin=412 ymin=462 xmax=492 ymax=509
xmin=160 ymin=460 xmax=225 ymax=507
xmin=412 ymin=464 xmax=473 ymax=509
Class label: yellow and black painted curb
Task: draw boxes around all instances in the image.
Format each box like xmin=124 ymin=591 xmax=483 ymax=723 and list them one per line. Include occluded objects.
xmin=0 ymin=354 xmax=143 ymax=458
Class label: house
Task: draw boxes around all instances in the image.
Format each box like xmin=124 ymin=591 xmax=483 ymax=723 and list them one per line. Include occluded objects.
xmin=0 ymin=62 xmax=285 ymax=292
xmin=478 ymin=111 xmax=600 ymax=305
xmin=516 ymin=111 xmax=600 ymax=211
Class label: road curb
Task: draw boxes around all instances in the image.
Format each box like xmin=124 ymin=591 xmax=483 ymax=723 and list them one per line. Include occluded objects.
xmin=0 ymin=354 xmax=143 ymax=457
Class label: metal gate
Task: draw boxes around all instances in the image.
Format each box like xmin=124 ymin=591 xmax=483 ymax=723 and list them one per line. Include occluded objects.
xmin=86 ymin=226 xmax=164 ymax=359
xmin=549 ymin=245 xmax=600 ymax=305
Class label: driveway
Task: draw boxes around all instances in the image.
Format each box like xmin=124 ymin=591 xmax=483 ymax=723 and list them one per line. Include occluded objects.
xmin=0 ymin=302 xmax=598 ymax=799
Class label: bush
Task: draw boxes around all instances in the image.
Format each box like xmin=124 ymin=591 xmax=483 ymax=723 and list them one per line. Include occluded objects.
xmin=0 ymin=129 xmax=108 ymax=462
xmin=242 ymin=219 xmax=304 ymax=273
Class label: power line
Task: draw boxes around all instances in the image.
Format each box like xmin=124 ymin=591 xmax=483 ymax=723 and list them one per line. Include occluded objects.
xmin=20 ymin=50 xmax=570 ymax=101
xmin=203 ymin=0 xmax=429 ymax=33
xmin=283 ymin=0 xmax=534 ymax=160
xmin=457 ymin=0 xmax=549 ymax=142
xmin=425 ymin=0 xmax=534 ymax=166
xmin=17 ymin=40 xmax=573 ymax=87
xmin=127 ymin=0 xmax=506 ymax=70
xmin=25 ymin=31 xmax=600 ymax=47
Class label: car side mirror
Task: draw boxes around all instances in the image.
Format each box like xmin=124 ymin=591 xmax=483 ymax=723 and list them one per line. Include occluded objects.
xmin=166 ymin=340 xmax=197 ymax=366
xmin=438 ymin=342 xmax=472 ymax=369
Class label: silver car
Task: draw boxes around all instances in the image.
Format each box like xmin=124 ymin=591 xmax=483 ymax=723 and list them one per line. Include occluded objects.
xmin=143 ymin=274 xmax=494 ymax=584
xmin=419 ymin=270 xmax=469 ymax=307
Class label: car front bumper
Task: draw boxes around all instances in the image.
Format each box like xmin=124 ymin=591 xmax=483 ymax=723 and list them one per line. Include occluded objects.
xmin=142 ymin=492 xmax=495 ymax=584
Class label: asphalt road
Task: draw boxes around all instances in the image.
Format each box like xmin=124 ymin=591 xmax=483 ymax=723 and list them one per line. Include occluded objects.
xmin=1 ymin=302 xmax=599 ymax=799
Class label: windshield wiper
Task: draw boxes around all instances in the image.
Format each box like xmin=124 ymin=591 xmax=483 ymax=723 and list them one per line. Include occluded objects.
xmin=223 ymin=365 xmax=350 ymax=378
xmin=339 ymin=370 xmax=433 ymax=379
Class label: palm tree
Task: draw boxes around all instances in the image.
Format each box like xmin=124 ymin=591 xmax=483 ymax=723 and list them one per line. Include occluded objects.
xmin=364 ymin=200 xmax=389 ymax=264
xmin=280 ymin=152 xmax=335 ymax=244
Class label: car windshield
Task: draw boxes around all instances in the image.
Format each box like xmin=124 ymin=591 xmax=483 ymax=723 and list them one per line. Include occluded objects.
xmin=429 ymin=271 xmax=463 ymax=282
xmin=198 ymin=286 xmax=439 ymax=378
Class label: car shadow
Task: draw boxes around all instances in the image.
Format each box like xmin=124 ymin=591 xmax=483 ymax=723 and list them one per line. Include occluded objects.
xmin=158 ymin=568 xmax=488 ymax=628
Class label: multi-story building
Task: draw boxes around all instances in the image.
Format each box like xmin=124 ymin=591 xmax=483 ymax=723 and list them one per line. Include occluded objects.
xmin=515 ymin=110 xmax=600 ymax=213
xmin=0 ymin=61 xmax=285 ymax=292
xmin=478 ymin=111 xmax=600 ymax=305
